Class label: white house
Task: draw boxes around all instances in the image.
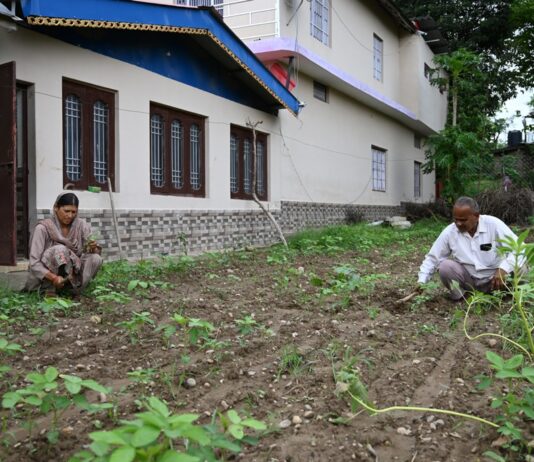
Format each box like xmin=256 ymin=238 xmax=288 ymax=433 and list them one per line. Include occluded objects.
xmin=0 ymin=0 xmax=446 ymax=265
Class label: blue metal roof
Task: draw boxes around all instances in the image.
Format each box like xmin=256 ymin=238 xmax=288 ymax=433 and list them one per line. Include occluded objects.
xmin=19 ymin=0 xmax=301 ymax=115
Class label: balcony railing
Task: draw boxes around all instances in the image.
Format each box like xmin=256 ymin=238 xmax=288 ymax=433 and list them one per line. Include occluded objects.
xmin=172 ymin=0 xmax=278 ymax=41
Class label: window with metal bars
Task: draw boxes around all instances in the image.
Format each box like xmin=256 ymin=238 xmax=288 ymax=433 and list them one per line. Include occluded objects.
xmin=63 ymin=80 xmax=115 ymax=190
xmin=150 ymin=103 xmax=205 ymax=196
xmin=414 ymin=161 xmax=422 ymax=198
xmin=310 ymin=0 xmax=329 ymax=45
xmin=372 ymin=147 xmax=386 ymax=192
xmin=373 ymin=34 xmax=383 ymax=82
xmin=230 ymin=125 xmax=268 ymax=201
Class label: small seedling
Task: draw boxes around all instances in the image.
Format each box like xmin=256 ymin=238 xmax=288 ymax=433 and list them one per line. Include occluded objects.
xmin=235 ymin=314 xmax=258 ymax=335
xmin=116 ymin=311 xmax=155 ymax=344
xmin=277 ymin=345 xmax=306 ymax=379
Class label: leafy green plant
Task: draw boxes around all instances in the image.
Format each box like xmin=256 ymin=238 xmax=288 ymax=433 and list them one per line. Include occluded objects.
xmin=2 ymin=367 xmax=111 ymax=443
xmin=219 ymin=409 xmax=266 ymax=440
xmin=171 ymin=314 xmax=215 ymax=346
xmin=91 ymin=285 xmax=131 ymax=304
xmin=38 ymin=296 xmax=79 ymax=316
xmin=127 ymin=279 xmax=171 ymax=292
xmin=0 ymin=337 xmax=24 ymax=356
xmin=235 ymin=315 xmax=258 ymax=335
xmin=69 ymin=397 xmax=266 ymax=462
xmin=127 ymin=368 xmax=158 ymax=386
xmin=116 ymin=311 xmax=155 ymax=344
xmin=477 ymin=352 xmax=534 ymax=459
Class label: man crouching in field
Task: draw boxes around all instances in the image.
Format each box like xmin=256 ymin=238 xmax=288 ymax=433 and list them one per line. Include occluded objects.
xmin=417 ymin=196 xmax=526 ymax=300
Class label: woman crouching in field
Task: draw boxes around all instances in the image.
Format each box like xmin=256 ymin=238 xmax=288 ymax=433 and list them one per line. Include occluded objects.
xmin=25 ymin=192 xmax=103 ymax=296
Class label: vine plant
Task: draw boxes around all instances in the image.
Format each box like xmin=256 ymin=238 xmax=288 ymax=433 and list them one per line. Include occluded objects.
xmin=339 ymin=231 xmax=534 ymax=458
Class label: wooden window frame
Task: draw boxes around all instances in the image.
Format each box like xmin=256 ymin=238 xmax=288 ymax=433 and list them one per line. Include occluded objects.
xmin=62 ymin=79 xmax=115 ymax=191
xmin=150 ymin=103 xmax=206 ymax=197
xmin=230 ymin=125 xmax=268 ymax=201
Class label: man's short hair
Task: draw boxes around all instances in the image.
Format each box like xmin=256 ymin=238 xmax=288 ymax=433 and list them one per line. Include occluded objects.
xmin=454 ymin=196 xmax=480 ymax=213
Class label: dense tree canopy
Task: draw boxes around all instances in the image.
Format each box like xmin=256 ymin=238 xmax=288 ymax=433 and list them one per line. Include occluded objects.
xmin=394 ymin=0 xmax=533 ymax=114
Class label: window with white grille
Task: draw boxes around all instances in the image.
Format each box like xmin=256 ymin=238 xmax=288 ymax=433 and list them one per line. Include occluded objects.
xmin=63 ymin=80 xmax=115 ymax=190
xmin=372 ymin=147 xmax=386 ymax=192
xmin=310 ymin=0 xmax=329 ymax=45
xmin=373 ymin=34 xmax=383 ymax=81
xmin=230 ymin=125 xmax=268 ymax=200
xmin=174 ymin=0 xmax=223 ymax=15
xmin=414 ymin=161 xmax=422 ymax=198
xmin=150 ymin=103 xmax=205 ymax=196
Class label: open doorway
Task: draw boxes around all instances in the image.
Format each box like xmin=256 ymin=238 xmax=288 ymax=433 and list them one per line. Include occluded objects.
xmin=16 ymin=84 xmax=29 ymax=259
xmin=0 ymin=61 xmax=31 ymax=266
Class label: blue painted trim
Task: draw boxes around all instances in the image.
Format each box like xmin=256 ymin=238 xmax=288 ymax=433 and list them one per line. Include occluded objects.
xmin=20 ymin=0 xmax=301 ymax=115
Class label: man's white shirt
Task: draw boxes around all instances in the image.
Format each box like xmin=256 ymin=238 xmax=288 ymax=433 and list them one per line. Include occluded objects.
xmin=418 ymin=215 xmax=521 ymax=284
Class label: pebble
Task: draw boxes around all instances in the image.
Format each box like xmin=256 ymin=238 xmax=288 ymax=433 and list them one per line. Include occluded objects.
xmin=220 ymin=400 xmax=229 ymax=410
xmin=367 ymin=330 xmax=376 ymax=337
xmin=184 ymin=378 xmax=197 ymax=388
xmin=248 ymin=370 xmax=256 ymax=376
xmin=90 ymin=315 xmax=102 ymax=324
xmin=279 ymin=419 xmax=291 ymax=429
xmin=203 ymin=382 xmax=211 ymax=388
xmin=75 ymin=364 xmax=86 ymax=371
xmin=488 ymin=338 xmax=498 ymax=347
xmin=304 ymin=410 xmax=314 ymax=419
xmin=292 ymin=415 xmax=302 ymax=425
xmin=412 ymin=359 xmax=421 ymax=365
xmin=62 ymin=426 xmax=74 ymax=434
xmin=397 ymin=427 xmax=412 ymax=436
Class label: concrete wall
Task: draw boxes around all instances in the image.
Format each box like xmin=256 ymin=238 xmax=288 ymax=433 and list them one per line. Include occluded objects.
xmin=276 ymin=74 xmax=435 ymax=205
xmin=399 ymin=34 xmax=447 ymax=133
xmin=241 ymin=0 xmax=447 ymax=134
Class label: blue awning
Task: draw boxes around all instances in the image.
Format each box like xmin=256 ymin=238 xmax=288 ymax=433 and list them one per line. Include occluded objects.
xmin=19 ymin=0 xmax=301 ymax=115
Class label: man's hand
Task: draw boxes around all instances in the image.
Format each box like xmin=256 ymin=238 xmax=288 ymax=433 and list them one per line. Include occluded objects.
xmin=491 ymin=268 xmax=508 ymax=291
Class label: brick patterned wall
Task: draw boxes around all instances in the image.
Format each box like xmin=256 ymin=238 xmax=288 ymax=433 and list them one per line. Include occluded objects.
xmin=36 ymin=201 xmax=403 ymax=260
xmin=280 ymin=201 xmax=403 ymax=234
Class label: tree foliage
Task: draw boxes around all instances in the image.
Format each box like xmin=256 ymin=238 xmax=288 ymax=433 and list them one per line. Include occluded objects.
xmin=394 ymin=0 xmax=532 ymax=113
xmin=509 ymin=0 xmax=534 ymax=89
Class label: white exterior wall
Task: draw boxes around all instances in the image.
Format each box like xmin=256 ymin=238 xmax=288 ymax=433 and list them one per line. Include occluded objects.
xmin=398 ymin=34 xmax=447 ymax=133
xmin=1 ymin=26 xmax=282 ymax=213
xmin=276 ymin=0 xmax=447 ymax=133
xmin=278 ymin=0 xmax=401 ymax=101
xmin=278 ymin=74 xmax=434 ymax=205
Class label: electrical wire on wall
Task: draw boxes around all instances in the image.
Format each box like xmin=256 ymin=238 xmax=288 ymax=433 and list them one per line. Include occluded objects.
xmin=29 ymin=89 xmax=420 ymax=208
xmin=331 ymin=4 xmax=400 ymax=57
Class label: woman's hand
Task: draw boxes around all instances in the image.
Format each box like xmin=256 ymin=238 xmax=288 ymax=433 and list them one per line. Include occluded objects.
xmin=86 ymin=240 xmax=102 ymax=255
xmin=53 ymin=275 xmax=66 ymax=289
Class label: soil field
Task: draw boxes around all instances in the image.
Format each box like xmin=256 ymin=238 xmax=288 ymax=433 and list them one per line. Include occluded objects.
xmin=1 ymin=222 xmax=531 ymax=462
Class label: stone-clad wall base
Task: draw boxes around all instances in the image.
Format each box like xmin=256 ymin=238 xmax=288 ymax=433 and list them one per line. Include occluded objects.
xmin=36 ymin=201 xmax=403 ymax=260
xmin=280 ymin=201 xmax=403 ymax=234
